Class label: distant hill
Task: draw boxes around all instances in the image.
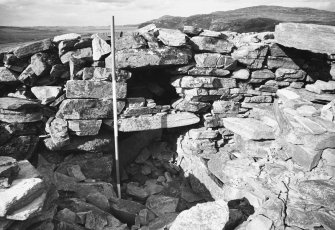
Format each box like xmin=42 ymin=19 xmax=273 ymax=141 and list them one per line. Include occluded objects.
xmin=0 ymin=25 xmax=137 ymax=46
xmin=138 ymin=5 xmax=335 ymax=32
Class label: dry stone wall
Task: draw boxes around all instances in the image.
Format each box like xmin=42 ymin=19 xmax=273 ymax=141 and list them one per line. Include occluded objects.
xmin=0 ymin=22 xmax=335 ymax=230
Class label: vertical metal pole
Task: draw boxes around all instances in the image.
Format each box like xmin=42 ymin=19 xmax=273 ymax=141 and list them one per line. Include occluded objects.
xmin=111 ymin=16 xmax=121 ymax=199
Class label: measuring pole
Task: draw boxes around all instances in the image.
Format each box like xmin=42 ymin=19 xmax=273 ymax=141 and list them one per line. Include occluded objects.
xmin=111 ymin=16 xmax=121 ymax=199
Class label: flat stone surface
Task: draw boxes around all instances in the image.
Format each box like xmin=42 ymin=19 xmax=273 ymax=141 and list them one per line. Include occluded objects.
xmin=171 ymin=76 xmax=236 ymax=89
xmin=0 ymin=67 xmax=19 ymax=83
xmin=56 ymin=99 xmax=125 ymax=119
xmin=293 ymin=115 xmax=327 ymax=135
xmin=191 ymin=36 xmax=234 ymax=53
xmin=158 ymin=28 xmax=187 ymax=47
xmin=68 ymin=119 xmax=102 ymax=136
xmin=146 ymin=195 xmax=179 ymax=217
xmin=194 ymin=53 xmax=237 ymax=69
xmin=53 ymin=33 xmax=81 ymax=43
xmin=251 ymin=69 xmax=275 ymax=80
xmin=82 ymin=67 xmax=132 ymax=82
xmin=188 ymin=127 xmax=219 ymax=140
xmin=31 ymin=86 xmax=62 ymax=104
xmin=6 ymin=192 xmax=47 ymax=221
xmin=246 ymin=215 xmax=273 ymax=230
xmin=0 ymin=109 xmax=43 ymax=123
xmin=305 ymin=80 xmax=335 ymax=94
xmin=0 ymin=177 xmax=45 ymax=217
xmin=116 ymin=31 xmax=147 ymax=51
xmin=275 ymin=23 xmax=335 ymax=54
xmin=289 ymin=144 xmax=322 ymax=171
xmin=13 ymin=39 xmax=52 ymax=58
xmin=170 ymin=200 xmax=229 ymax=230
xmin=0 ymin=97 xmax=40 ymax=110
xmin=172 ymin=98 xmax=211 ymax=113
xmin=66 ymin=80 xmax=127 ymax=99
xmin=298 ymin=180 xmax=335 ymax=210
xmin=222 ymin=118 xmax=275 ymax=140
xmin=110 ymin=199 xmax=146 ymax=224
xmin=109 ymin=47 xmax=192 ymax=69
xmin=231 ymin=68 xmax=250 ymax=80
xmin=231 ymin=44 xmax=268 ymax=69
xmin=118 ymin=112 xmax=200 ymax=132
xmin=183 ymin=26 xmax=203 ymax=36
xmin=188 ymin=67 xmax=230 ymax=77
xmin=267 ymin=56 xmax=304 ymax=70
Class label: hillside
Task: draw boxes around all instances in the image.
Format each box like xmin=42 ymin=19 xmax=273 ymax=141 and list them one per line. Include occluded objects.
xmin=138 ymin=5 xmax=335 ymax=32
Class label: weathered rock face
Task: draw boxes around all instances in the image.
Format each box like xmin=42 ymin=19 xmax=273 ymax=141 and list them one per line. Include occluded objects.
xmin=56 ymin=99 xmax=125 ymax=119
xmin=170 ymin=200 xmax=229 ymax=230
xmin=110 ymin=47 xmax=192 ymax=69
xmin=191 ymin=36 xmax=234 ymax=53
xmin=275 ymin=23 xmax=335 ymax=54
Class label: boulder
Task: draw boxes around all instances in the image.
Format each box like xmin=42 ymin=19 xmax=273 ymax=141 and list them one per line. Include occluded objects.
xmin=66 ymin=80 xmax=127 ymax=99
xmin=56 ymin=99 xmax=125 ymax=119
xmin=110 ymin=199 xmax=146 ymax=224
xmin=92 ymin=34 xmax=111 ymax=61
xmin=231 ymin=68 xmax=250 ymax=80
xmin=183 ymin=26 xmax=203 ymax=36
xmin=170 ymin=200 xmax=229 ymax=230
xmin=305 ymin=80 xmax=335 ymax=94
xmin=158 ymin=28 xmax=187 ymax=47
xmin=110 ymin=47 xmax=192 ymax=69
xmin=191 ymin=36 xmax=234 ymax=53
xmin=275 ymin=23 xmax=335 ymax=54
xmin=222 ymin=118 xmax=275 ymax=140
xmin=13 ymin=39 xmax=52 ymax=58
xmin=288 ymin=144 xmax=322 ymax=171
xmin=53 ymin=33 xmax=81 ymax=43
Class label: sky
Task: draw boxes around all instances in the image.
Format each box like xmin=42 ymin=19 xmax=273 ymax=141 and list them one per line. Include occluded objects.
xmin=0 ymin=0 xmax=334 ymax=26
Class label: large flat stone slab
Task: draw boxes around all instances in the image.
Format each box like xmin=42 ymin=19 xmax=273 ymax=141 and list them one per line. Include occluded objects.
xmin=222 ymin=118 xmax=275 ymax=140
xmin=191 ymin=36 xmax=234 ymax=53
xmin=56 ymin=99 xmax=125 ymax=119
xmin=66 ymin=80 xmax=127 ymax=99
xmin=117 ymin=112 xmax=200 ymax=132
xmin=0 ymin=97 xmax=41 ymax=110
xmin=275 ymin=23 xmax=335 ymax=54
xmin=109 ymin=47 xmax=192 ymax=69
xmin=13 ymin=39 xmax=52 ymax=58
xmin=0 ymin=178 xmax=45 ymax=217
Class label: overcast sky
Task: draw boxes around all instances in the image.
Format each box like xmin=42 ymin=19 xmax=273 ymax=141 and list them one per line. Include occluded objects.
xmin=0 ymin=0 xmax=334 ymax=26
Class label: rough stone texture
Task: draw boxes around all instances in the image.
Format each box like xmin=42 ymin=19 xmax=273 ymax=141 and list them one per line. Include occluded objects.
xmin=171 ymin=76 xmax=236 ymax=89
xmin=0 ymin=67 xmax=19 ymax=83
xmin=116 ymin=32 xmax=147 ymax=51
xmin=191 ymin=36 xmax=234 ymax=53
xmin=158 ymin=28 xmax=187 ymax=47
xmin=109 ymin=47 xmax=192 ymax=69
xmin=49 ymin=118 xmax=70 ymax=149
xmin=31 ymin=86 xmax=62 ymax=104
xmin=56 ymin=99 xmax=125 ymax=119
xmin=145 ymin=195 xmax=179 ymax=216
xmin=231 ymin=44 xmax=268 ymax=69
xmin=0 ymin=97 xmax=41 ymax=110
xmin=66 ymin=80 xmax=127 ymax=99
xmin=194 ymin=53 xmax=237 ymax=69
xmin=222 ymin=118 xmax=275 ymax=140
xmin=92 ymin=34 xmax=111 ymax=61
xmin=305 ymin=80 xmax=335 ymax=94
xmin=13 ymin=39 xmax=52 ymax=58
xmin=170 ymin=200 xmax=229 ymax=230
xmin=275 ymin=23 xmax=335 ymax=54
xmin=53 ymin=33 xmax=81 ymax=43
xmin=68 ymin=120 xmax=102 ymax=136
xmin=118 ymin=112 xmax=199 ymax=132
xmin=188 ymin=67 xmax=230 ymax=76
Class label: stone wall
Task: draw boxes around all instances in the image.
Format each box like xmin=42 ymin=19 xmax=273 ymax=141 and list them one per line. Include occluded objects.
xmin=0 ymin=23 xmax=335 ymax=229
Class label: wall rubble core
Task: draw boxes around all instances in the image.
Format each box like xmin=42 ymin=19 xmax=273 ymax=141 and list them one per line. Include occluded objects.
xmin=0 ymin=22 xmax=334 ymax=230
